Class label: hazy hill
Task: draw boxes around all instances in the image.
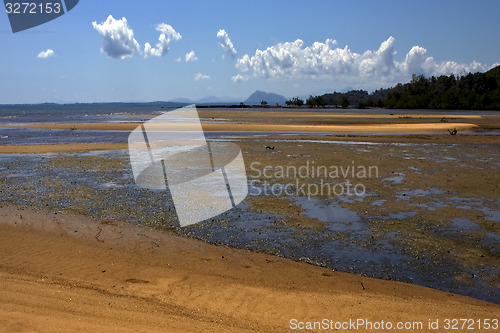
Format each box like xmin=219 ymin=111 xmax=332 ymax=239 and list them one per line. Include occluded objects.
xmin=305 ymin=65 xmax=500 ymax=109
xmin=382 ymin=67 xmax=500 ymax=109
xmin=169 ymin=96 xmax=239 ymax=105
xmin=485 ymin=64 xmax=500 ymax=84
xmin=244 ymin=91 xmax=286 ymax=106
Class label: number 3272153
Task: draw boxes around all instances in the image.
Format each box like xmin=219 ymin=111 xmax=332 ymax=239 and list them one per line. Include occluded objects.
xmin=5 ymin=2 xmax=61 ymax=14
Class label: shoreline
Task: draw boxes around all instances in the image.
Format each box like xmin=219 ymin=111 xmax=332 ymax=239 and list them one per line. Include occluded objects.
xmin=3 ymin=109 xmax=499 ymax=138
xmin=0 ymin=133 xmax=499 ymax=154
xmin=1 ymin=121 xmax=483 ymax=133
xmin=0 ymin=205 xmax=498 ymax=332
xmin=1 ymin=109 xmax=499 ymax=330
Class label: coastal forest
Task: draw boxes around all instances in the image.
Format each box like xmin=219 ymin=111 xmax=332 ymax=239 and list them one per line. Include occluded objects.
xmin=291 ymin=65 xmax=500 ymax=110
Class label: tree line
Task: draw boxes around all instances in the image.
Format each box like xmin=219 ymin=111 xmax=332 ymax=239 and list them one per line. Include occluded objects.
xmin=285 ymin=65 xmax=500 ymax=110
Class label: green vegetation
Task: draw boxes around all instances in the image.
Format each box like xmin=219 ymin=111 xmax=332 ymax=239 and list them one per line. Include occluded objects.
xmin=306 ymin=95 xmax=326 ymax=107
xmin=300 ymin=89 xmax=390 ymax=108
xmin=288 ymin=65 xmax=500 ymax=110
xmin=285 ymin=97 xmax=304 ymax=107
xmin=385 ymin=70 xmax=500 ymax=109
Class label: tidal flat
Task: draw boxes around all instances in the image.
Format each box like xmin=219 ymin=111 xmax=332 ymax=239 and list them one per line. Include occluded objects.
xmin=1 ymin=132 xmax=499 ymax=303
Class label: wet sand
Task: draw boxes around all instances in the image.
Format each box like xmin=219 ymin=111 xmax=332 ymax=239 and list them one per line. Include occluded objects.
xmin=4 ymin=109 xmax=500 ymax=134
xmin=0 ymin=206 xmax=498 ymax=332
xmin=2 ymin=121 xmax=482 ymax=133
xmin=0 ymin=142 xmax=128 ymax=154
xmin=1 ymin=133 xmax=498 ymax=154
xmin=1 ymin=110 xmax=499 ymax=331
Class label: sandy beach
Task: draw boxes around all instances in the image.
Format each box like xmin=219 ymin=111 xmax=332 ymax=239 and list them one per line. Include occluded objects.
xmin=4 ymin=110 xmax=500 ymax=134
xmin=2 ymin=0 xmax=500 ymax=329
xmin=1 ymin=109 xmax=499 ymax=331
xmin=1 ymin=206 xmax=498 ymax=332
xmin=1 ymin=134 xmax=499 ymax=154
xmin=3 ymin=121 xmax=481 ymax=133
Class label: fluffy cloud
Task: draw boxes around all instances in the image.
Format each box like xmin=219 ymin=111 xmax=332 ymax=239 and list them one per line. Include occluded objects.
xmin=231 ymin=74 xmax=247 ymax=83
xmin=236 ymin=36 xmax=493 ymax=87
xmin=401 ymin=45 xmax=488 ymax=77
xmin=92 ymin=15 xmax=140 ymax=59
xmin=185 ymin=50 xmax=198 ymax=62
xmin=144 ymin=23 xmax=181 ymax=58
xmin=217 ymin=29 xmax=237 ymax=59
xmin=194 ymin=73 xmax=210 ymax=81
xmin=37 ymin=49 xmax=54 ymax=58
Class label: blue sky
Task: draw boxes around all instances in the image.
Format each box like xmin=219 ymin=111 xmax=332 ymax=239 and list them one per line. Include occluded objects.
xmin=1 ymin=0 xmax=499 ymax=103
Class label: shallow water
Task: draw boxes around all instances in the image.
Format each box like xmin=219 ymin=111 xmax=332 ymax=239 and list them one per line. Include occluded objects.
xmin=0 ymin=151 xmax=499 ymax=303
xmin=2 ymin=104 xmax=499 ymax=124
xmin=451 ymin=217 xmax=482 ymax=231
xmin=1 ymin=105 xmax=499 ymax=304
xmin=2 ymin=104 xmax=499 ymax=147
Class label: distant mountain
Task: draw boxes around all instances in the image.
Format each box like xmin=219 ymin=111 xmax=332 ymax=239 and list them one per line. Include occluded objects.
xmin=169 ymin=96 xmax=239 ymax=105
xmin=169 ymin=97 xmax=193 ymax=104
xmin=197 ymin=96 xmax=223 ymax=103
xmin=244 ymin=90 xmax=286 ymax=106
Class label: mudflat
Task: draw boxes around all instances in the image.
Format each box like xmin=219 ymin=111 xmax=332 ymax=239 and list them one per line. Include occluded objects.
xmin=1 ymin=109 xmax=499 ymax=332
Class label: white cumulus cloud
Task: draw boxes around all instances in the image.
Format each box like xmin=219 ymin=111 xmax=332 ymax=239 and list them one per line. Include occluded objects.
xmin=401 ymin=45 xmax=489 ymax=77
xmin=235 ymin=36 xmax=494 ymax=88
xmin=37 ymin=49 xmax=54 ymax=58
xmin=92 ymin=15 xmax=140 ymax=59
xmin=231 ymin=74 xmax=248 ymax=83
xmin=217 ymin=29 xmax=237 ymax=59
xmin=194 ymin=73 xmax=210 ymax=81
xmin=185 ymin=50 xmax=198 ymax=62
xmin=144 ymin=23 xmax=182 ymax=58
